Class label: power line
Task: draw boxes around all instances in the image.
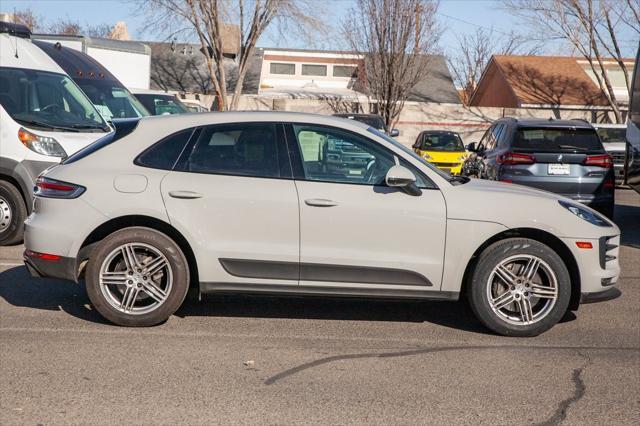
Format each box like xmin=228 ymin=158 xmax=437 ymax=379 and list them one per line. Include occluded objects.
xmin=438 ymin=12 xmax=516 ymax=37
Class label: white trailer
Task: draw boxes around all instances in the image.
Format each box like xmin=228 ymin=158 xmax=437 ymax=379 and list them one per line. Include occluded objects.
xmin=31 ymin=34 xmax=151 ymax=90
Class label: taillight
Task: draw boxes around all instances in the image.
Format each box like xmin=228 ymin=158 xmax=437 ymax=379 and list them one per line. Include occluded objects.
xmin=584 ymin=154 xmax=613 ymax=168
xmin=497 ymin=152 xmax=535 ymax=165
xmin=35 ymin=177 xmax=85 ymax=199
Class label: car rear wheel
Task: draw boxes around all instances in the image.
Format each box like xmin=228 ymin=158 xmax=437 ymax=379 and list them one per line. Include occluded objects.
xmin=0 ymin=181 xmax=27 ymax=246
xmin=85 ymin=227 xmax=190 ymax=326
xmin=467 ymin=238 xmax=571 ymax=337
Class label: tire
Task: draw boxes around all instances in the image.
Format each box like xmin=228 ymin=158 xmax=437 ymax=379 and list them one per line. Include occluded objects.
xmin=85 ymin=227 xmax=190 ymax=327
xmin=0 ymin=180 xmax=27 ymax=246
xmin=467 ymin=238 xmax=571 ymax=337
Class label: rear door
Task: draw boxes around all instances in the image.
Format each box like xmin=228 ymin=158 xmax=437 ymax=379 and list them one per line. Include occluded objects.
xmin=160 ymin=122 xmax=300 ymax=287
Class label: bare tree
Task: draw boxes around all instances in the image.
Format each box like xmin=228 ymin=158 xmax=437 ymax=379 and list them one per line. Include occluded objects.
xmin=47 ymin=19 xmax=113 ymax=37
xmin=10 ymin=8 xmax=41 ymax=31
xmin=505 ymin=0 xmax=639 ymax=123
xmin=343 ymin=0 xmax=441 ymax=129
xmin=142 ymin=0 xmax=320 ymax=111
xmin=448 ymin=27 xmax=539 ymax=105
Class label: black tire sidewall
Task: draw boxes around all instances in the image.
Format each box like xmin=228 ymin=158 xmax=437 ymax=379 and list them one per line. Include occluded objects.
xmin=468 ymin=238 xmax=571 ymax=337
xmin=85 ymin=227 xmax=190 ymax=327
xmin=0 ymin=181 xmax=27 ymax=246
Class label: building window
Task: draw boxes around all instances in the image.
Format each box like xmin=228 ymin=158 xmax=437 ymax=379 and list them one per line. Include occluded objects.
xmin=301 ymin=64 xmax=327 ymax=76
xmin=270 ymin=62 xmax=295 ymax=75
xmin=333 ymin=65 xmax=357 ymax=78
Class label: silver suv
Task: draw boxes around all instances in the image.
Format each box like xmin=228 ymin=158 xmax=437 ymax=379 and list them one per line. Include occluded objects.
xmin=23 ymin=112 xmax=621 ymax=336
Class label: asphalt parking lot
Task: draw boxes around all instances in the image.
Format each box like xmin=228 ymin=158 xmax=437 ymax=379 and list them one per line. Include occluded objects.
xmin=1 ymin=190 xmax=638 ymax=425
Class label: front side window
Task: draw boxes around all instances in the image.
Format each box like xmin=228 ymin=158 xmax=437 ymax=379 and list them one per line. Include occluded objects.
xmin=301 ymin=64 xmax=327 ymax=76
xmin=292 ymin=124 xmax=429 ymax=187
xmin=178 ymin=123 xmax=282 ymax=178
xmin=0 ymin=67 xmax=108 ymax=131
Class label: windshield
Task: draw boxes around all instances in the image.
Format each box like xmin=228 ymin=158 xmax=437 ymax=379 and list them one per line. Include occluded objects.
xmin=514 ymin=127 xmax=604 ymax=153
xmin=418 ymin=132 xmax=465 ymax=151
xmin=135 ymin=94 xmax=189 ymax=115
xmin=77 ymin=79 xmax=149 ymax=120
xmin=596 ymin=127 xmax=627 ymax=143
xmin=338 ymin=115 xmax=386 ymax=131
xmin=0 ymin=67 xmax=109 ymax=131
xmin=367 ymin=127 xmax=455 ymax=182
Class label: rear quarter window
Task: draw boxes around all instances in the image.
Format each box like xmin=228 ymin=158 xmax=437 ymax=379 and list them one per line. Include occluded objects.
xmin=134 ymin=128 xmax=194 ymax=170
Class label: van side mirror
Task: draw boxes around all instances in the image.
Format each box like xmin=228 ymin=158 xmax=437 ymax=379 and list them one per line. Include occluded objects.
xmin=389 ymin=129 xmax=400 ymax=137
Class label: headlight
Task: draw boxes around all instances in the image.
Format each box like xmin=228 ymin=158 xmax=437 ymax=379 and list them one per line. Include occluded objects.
xmin=558 ymin=200 xmax=612 ymax=227
xmin=18 ymin=128 xmax=67 ymax=158
xmin=458 ymin=155 xmax=466 ymax=161
xmin=423 ymin=153 xmax=432 ymax=160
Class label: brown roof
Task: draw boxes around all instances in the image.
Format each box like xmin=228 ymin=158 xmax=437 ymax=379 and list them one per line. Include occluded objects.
xmin=492 ymin=55 xmax=609 ymax=106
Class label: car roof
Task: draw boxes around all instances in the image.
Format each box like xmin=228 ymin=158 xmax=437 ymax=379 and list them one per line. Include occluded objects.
xmin=136 ymin=111 xmax=372 ymax=131
xmin=333 ymin=113 xmax=382 ymax=119
xmin=501 ymin=117 xmax=595 ymax=129
xmin=0 ymin=34 xmax=65 ymax=74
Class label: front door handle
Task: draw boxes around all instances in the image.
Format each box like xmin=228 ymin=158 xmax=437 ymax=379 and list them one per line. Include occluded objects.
xmin=168 ymin=190 xmax=203 ymax=199
xmin=305 ymin=198 xmax=338 ymax=207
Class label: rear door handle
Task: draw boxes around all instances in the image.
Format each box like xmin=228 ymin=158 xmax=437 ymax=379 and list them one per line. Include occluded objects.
xmin=305 ymin=198 xmax=338 ymax=207
xmin=168 ymin=190 xmax=203 ymax=199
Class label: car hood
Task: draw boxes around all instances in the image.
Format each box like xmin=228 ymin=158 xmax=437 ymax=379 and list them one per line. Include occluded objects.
xmin=443 ymin=178 xmax=618 ymax=238
xmin=418 ymin=150 xmax=466 ymax=162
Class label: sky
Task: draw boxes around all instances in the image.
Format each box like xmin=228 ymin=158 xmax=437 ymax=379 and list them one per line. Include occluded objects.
xmin=2 ymin=0 xmax=639 ymax=57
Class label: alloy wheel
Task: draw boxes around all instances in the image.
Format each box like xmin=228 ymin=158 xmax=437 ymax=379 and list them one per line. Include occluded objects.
xmin=486 ymin=254 xmax=558 ymax=325
xmin=99 ymin=242 xmax=173 ymax=315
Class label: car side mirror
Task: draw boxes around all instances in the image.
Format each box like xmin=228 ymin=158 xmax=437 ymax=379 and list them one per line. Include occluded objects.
xmin=412 ymin=141 xmax=421 ymax=149
xmin=389 ymin=129 xmax=400 ymax=137
xmin=386 ymin=165 xmax=421 ymax=195
xmin=466 ymin=142 xmax=477 ymax=152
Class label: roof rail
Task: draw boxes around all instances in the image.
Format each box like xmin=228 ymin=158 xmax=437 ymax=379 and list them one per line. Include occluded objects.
xmin=570 ymin=118 xmax=591 ymax=123
xmin=0 ymin=21 xmax=31 ymax=38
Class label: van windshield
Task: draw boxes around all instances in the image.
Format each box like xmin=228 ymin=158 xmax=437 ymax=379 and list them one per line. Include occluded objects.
xmin=514 ymin=127 xmax=604 ymax=153
xmin=77 ymin=79 xmax=149 ymax=120
xmin=0 ymin=67 xmax=109 ymax=132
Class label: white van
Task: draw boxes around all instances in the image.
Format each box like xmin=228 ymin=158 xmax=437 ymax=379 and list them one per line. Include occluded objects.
xmin=0 ymin=22 xmax=111 ymax=245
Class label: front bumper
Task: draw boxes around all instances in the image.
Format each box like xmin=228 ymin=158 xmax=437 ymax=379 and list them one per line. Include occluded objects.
xmin=23 ymin=250 xmax=77 ymax=282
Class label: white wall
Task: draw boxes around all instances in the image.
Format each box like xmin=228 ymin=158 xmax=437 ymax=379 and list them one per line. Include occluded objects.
xmin=87 ymin=47 xmax=150 ymax=90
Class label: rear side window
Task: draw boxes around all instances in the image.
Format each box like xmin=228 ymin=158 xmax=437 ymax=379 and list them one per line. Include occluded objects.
xmin=513 ymin=127 xmax=604 ymax=153
xmin=62 ymin=118 xmax=139 ymax=164
xmin=135 ymin=128 xmax=194 ymax=170
xmin=177 ymin=123 xmax=283 ymax=178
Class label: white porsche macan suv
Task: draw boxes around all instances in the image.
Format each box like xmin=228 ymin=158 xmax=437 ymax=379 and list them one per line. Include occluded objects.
xmin=23 ymin=112 xmax=621 ymax=336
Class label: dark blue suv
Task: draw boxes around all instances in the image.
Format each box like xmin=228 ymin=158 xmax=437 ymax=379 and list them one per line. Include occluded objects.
xmin=465 ymin=118 xmax=615 ymax=218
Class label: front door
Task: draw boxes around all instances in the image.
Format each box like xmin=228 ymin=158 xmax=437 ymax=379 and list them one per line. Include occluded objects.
xmin=161 ymin=122 xmax=300 ymax=287
xmin=286 ymin=123 xmax=447 ymax=292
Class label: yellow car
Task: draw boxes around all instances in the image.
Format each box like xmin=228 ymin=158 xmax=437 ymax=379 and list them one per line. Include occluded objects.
xmin=412 ymin=130 xmax=467 ymax=175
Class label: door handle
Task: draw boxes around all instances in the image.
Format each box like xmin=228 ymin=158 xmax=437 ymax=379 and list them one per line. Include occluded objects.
xmin=168 ymin=190 xmax=203 ymax=199
xmin=305 ymin=198 xmax=338 ymax=207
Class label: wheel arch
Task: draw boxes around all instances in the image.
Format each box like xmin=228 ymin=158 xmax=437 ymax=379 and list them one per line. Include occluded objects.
xmin=460 ymin=227 xmax=581 ymax=311
xmin=78 ymin=215 xmax=199 ymax=288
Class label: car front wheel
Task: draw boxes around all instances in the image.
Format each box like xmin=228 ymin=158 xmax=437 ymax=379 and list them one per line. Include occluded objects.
xmin=468 ymin=238 xmax=571 ymax=337
xmin=85 ymin=227 xmax=190 ymax=326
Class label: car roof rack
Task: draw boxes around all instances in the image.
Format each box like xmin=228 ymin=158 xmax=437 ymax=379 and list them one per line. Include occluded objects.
xmin=0 ymin=21 xmax=31 ymax=38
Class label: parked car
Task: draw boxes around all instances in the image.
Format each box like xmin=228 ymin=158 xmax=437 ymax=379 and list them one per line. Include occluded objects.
xmin=626 ymin=45 xmax=640 ymax=195
xmin=33 ymin=40 xmax=149 ymax=120
xmin=131 ymin=89 xmax=190 ymax=115
xmin=0 ymin=22 xmax=111 ymax=246
xmin=180 ymin=99 xmax=209 ymax=113
xmin=465 ymin=118 xmax=615 ymax=218
xmin=333 ymin=113 xmax=399 ymax=137
xmin=593 ymin=123 xmax=627 ymax=186
xmin=24 ymin=112 xmax=621 ymax=336
xmin=412 ymin=130 xmax=467 ymax=175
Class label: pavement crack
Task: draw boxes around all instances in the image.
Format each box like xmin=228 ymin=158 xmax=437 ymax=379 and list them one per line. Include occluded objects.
xmin=534 ymin=350 xmax=591 ymax=426
xmin=264 ymin=344 xmax=613 ymax=385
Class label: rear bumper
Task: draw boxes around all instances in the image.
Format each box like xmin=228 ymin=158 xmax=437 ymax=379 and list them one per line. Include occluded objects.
xmin=23 ymin=250 xmax=77 ymax=282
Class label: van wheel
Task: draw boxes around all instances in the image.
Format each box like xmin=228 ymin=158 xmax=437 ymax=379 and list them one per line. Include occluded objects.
xmin=467 ymin=238 xmax=571 ymax=337
xmin=85 ymin=227 xmax=190 ymax=327
xmin=0 ymin=181 xmax=27 ymax=246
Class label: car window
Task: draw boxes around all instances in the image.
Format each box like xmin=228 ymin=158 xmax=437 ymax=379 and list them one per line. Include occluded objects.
xmin=486 ymin=124 xmax=503 ymax=150
xmin=178 ymin=123 xmax=282 ymax=178
xmin=291 ymin=124 xmax=429 ymax=187
xmin=135 ymin=128 xmax=194 ymax=170
xmin=478 ymin=126 xmax=492 ymax=150
xmin=596 ymin=128 xmax=626 ymax=143
xmin=513 ymin=127 xmax=604 ymax=153
xmin=418 ymin=132 xmax=465 ymax=151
